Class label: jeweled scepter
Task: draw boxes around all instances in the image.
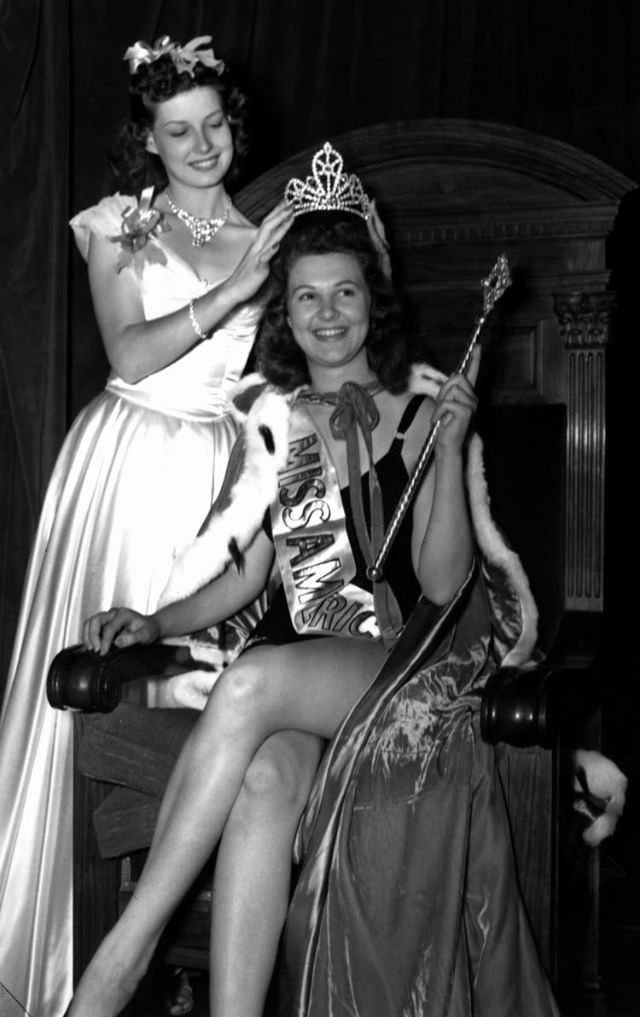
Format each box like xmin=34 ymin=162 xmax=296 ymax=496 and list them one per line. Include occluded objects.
xmin=368 ymin=253 xmax=512 ymax=582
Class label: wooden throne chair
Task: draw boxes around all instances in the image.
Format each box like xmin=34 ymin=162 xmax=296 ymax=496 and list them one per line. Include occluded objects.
xmin=47 ymin=119 xmax=634 ymax=1003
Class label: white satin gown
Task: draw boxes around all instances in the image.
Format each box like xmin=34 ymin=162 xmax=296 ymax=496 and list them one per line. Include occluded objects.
xmin=0 ymin=194 xmax=261 ymax=1017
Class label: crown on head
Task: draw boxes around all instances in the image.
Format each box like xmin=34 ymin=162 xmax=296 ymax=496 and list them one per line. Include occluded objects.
xmin=124 ymin=35 xmax=225 ymax=78
xmin=285 ymin=143 xmax=370 ymax=221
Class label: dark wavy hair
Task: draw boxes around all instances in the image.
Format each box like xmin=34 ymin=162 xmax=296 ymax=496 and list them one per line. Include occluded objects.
xmin=256 ymin=212 xmax=410 ymax=393
xmin=110 ymin=53 xmax=250 ymax=196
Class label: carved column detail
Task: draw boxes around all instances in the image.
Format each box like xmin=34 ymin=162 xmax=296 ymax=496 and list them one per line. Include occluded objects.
xmin=553 ymin=291 xmax=615 ymax=611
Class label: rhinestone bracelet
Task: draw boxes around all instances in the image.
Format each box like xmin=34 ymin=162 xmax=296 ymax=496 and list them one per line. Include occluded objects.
xmin=188 ymin=298 xmax=209 ymax=340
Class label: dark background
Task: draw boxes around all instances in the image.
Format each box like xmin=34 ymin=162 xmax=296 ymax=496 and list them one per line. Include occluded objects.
xmin=1 ymin=0 xmax=639 ymax=1006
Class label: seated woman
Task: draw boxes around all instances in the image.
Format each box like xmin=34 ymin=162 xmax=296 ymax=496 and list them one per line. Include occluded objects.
xmin=70 ymin=144 xmax=559 ymax=1017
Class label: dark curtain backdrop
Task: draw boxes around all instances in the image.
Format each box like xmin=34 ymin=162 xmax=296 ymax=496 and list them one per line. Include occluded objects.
xmin=0 ymin=0 xmax=70 ymax=693
xmin=2 ymin=0 xmax=640 ymax=711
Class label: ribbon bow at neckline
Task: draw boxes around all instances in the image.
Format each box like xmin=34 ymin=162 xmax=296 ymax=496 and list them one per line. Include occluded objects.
xmin=297 ymin=380 xmax=403 ymax=644
xmin=325 ymin=381 xmax=381 ymax=442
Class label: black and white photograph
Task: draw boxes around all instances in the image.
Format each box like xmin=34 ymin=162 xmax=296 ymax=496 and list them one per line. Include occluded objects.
xmin=0 ymin=3 xmax=638 ymax=1015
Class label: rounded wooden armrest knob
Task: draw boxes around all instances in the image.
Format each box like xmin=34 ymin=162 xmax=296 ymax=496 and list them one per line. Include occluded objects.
xmin=47 ymin=643 xmax=195 ymax=713
xmin=480 ymin=665 xmax=557 ymax=747
xmin=480 ymin=663 xmax=600 ymax=748
xmin=47 ymin=645 xmax=127 ymax=712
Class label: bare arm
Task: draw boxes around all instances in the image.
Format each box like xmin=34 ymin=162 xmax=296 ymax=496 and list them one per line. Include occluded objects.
xmin=408 ymin=349 xmax=480 ymax=604
xmin=83 ymin=529 xmax=275 ymax=654
xmin=88 ymin=201 xmax=293 ymax=383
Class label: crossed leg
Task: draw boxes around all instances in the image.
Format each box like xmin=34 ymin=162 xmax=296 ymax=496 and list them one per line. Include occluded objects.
xmin=210 ymin=729 xmax=324 ymax=1017
xmin=68 ymin=635 xmax=386 ymax=1017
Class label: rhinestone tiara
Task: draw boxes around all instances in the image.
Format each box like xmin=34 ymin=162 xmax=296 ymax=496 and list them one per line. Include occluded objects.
xmin=284 ymin=142 xmax=370 ymax=220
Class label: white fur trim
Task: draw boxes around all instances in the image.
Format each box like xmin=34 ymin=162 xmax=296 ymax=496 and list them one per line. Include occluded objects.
xmin=160 ymin=368 xmax=444 ymax=606
xmin=151 ymin=669 xmax=221 ymax=710
xmin=573 ymin=749 xmax=628 ymax=846
xmin=159 ymin=387 xmax=291 ymax=606
xmin=161 ymin=368 xmax=539 ymax=668
xmin=466 ymin=434 xmax=538 ymax=665
xmin=408 ymin=362 xmax=447 ymax=399
xmin=226 ymin=372 xmax=272 ymax=422
xmin=411 ymin=367 xmax=538 ymax=663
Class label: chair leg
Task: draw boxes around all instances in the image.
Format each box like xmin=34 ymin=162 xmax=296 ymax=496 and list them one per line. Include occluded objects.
xmin=72 ymin=763 xmax=120 ymax=982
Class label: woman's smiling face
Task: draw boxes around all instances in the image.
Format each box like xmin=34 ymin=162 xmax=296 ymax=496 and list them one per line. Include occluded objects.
xmin=286 ymin=252 xmax=372 ymax=380
xmin=145 ymin=86 xmax=234 ymax=189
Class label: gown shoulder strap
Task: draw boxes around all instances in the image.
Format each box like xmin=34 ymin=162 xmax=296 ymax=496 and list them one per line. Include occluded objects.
xmin=393 ymin=395 xmax=426 ymax=446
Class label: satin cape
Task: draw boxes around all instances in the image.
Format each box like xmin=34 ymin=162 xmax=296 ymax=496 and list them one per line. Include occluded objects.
xmin=278 ymin=567 xmax=560 ymax=1017
xmin=158 ymin=374 xmax=557 ymax=1016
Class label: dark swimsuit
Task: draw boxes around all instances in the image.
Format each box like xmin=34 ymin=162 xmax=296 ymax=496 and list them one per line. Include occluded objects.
xmin=246 ymin=396 xmax=425 ymax=646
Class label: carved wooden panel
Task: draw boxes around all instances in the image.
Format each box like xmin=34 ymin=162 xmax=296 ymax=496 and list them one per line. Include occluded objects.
xmin=554 ymin=291 xmax=615 ymax=613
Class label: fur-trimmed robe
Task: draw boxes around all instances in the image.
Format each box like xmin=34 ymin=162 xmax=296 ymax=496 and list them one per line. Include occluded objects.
xmin=161 ymin=367 xmax=537 ymax=666
xmin=162 ymin=369 xmax=559 ymax=1017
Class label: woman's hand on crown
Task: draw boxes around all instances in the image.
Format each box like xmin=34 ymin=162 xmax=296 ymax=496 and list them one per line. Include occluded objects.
xmin=83 ymin=607 xmax=160 ymax=655
xmin=226 ymin=200 xmax=294 ymax=305
xmin=366 ymin=199 xmax=392 ymax=279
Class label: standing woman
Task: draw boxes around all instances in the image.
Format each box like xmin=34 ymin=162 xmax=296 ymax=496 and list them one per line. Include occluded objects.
xmin=0 ymin=35 xmax=290 ymax=1017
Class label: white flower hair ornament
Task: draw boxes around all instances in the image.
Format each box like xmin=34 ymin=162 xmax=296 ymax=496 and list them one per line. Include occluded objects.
xmin=123 ymin=35 xmax=225 ymax=78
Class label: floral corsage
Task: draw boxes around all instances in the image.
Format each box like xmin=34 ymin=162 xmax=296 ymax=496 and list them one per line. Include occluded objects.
xmin=110 ymin=185 xmax=170 ymax=273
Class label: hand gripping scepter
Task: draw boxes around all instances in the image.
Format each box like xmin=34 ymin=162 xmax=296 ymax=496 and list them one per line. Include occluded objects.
xmin=368 ymin=253 xmax=512 ymax=583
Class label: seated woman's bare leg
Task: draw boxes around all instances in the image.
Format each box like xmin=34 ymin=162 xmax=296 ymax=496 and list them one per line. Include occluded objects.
xmin=210 ymin=729 xmax=324 ymax=1017
xmin=68 ymin=636 xmax=386 ymax=1017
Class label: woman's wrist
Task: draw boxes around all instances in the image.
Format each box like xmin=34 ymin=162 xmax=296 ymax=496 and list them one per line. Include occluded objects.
xmin=152 ymin=609 xmax=170 ymax=640
xmin=189 ymin=281 xmax=244 ymax=340
xmin=434 ymin=443 xmax=464 ymax=469
xmin=188 ymin=299 xmax=209 ymax=340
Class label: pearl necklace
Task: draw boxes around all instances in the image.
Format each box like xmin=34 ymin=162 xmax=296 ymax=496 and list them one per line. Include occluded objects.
xmin=165 ymin=193 xmax=232 ymax=247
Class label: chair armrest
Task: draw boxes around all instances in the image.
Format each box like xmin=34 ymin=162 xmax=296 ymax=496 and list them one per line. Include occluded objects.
xmin=480 ymin=663 xmax=600 ymax=747
xmin=47 ymin=643 xmax=200 ymax=713
xmin=49 ymin=645 xmax=600 ymax=736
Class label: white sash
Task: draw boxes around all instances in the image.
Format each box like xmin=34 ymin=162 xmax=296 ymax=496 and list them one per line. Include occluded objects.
xmin=271 ymin=405 xmax=380 ymax=640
